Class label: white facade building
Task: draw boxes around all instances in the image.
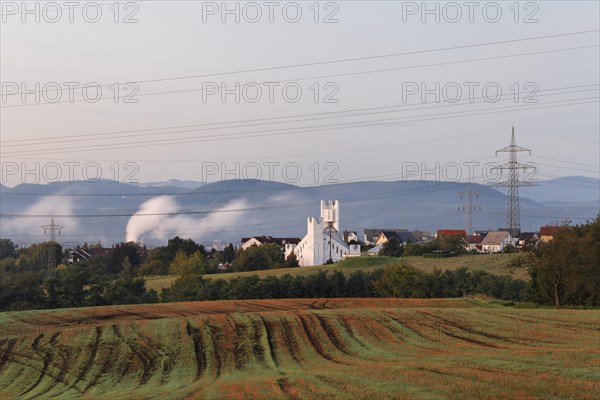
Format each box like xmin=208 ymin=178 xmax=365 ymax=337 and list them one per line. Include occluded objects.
xmin=294 ymin=200 xmax=355 ymax=266
xmin=481 ymin=231 xmax=513 ymax=253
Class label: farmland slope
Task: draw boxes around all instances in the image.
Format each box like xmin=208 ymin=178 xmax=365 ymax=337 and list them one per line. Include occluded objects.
xmin=0 ymin=299 xmax=598 ymax=399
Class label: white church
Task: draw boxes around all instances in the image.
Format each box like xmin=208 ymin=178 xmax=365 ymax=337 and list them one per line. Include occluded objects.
xmin=293 ymin=200 xmax=360 ymax=267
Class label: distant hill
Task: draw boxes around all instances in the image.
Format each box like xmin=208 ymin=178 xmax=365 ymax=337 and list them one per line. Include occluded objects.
xmin=134 ymin=179 xmax=206 ymax=190
xmin=520 ymin=176 xmax=599 ymax=203
xmin=0 ymin=177 xmax=598 ymax=246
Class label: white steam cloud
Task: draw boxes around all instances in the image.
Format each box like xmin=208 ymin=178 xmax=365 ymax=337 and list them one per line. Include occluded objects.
xmin=125 ymin=196 xmax=249 ymax=243
xmin=0 ymin=195 xmax=79 ymax=242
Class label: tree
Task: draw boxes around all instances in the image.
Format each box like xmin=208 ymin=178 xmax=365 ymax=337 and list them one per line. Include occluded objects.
xmin=15 ymin=242 xmax=63 ymax=273
xmin=105 ymin=278 xmax=158 ymax=305
xmin=45 ymin=264 xmax=108 ymax=308
xmin=167 ymin=237 xmax=205 ymax=258
xmin=380 ymin=237 xmax=404 ymax=257
xmin=122 ymin=256 xmax=133 ymax=277
xmin=138 ymin=246 xmax=171 ymax=276
xmin=510 ymin=217 xmax=600 ymax=308
xmin=0 ymin=271 xmax=46 ymax=311
xmin=169 ymin=251 xmax=208 ymax=276
xmin=223 ymin=243 xmax=236 ymax=263
xmin=161 ymin=274 xmax=207 ymax=302
xmin=285 ymin=253 xmax=299 ymax=267
xmin=231 ymin=245 xmax=271 ymax=272
xmin=438 ymin=234 xmax=467 ymax=253
xmin=103 ymin=242 xmax=144 ymax=274
xmin=372 ymin=263 xmax=421 ymax=298
xmin=0 ymin=239 xmax=16 ymax=260
xmin=261 ymin=243 xmax=285 ymax=267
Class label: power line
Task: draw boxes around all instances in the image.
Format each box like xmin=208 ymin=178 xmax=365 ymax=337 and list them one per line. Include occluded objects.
xmin=3 ymin=84 xmax=597 ymax=147
xmin=518 ymin=126 xmax=600 ymax=144
xmin=3 ymin=44 xmax=598 ymax=108
xmin=3 ymin=96 xmax=598 ymax=157
xmin=3 ymin=29 xmax=597 ymax=97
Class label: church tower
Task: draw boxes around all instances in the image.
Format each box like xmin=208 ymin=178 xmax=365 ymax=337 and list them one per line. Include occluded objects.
xmin=320 ymin=200 xmax=340 ymax=233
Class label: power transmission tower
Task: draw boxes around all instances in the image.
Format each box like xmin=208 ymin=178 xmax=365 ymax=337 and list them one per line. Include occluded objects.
xmin=492 ymin=127 xmax=537 ymax=237
xmin=459 ymin=185 xmax=481 ymax=235
xmin=40 ymin=218 xmax=64 ymax=278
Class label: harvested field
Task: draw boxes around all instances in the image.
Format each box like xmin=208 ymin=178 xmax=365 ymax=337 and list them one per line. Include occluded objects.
xmin=0 ymin=298 xmax=598 ymax=399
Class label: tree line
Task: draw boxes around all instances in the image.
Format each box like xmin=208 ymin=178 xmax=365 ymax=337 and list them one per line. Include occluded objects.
xmin=0 ymin=216 xmax=597 ymax=311
xmin=161 ymin=266 xmax=526 ymax=303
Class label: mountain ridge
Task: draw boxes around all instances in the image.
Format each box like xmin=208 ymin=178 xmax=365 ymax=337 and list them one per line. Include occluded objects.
xmin=0 ymin=177 xmax=597 ymax=246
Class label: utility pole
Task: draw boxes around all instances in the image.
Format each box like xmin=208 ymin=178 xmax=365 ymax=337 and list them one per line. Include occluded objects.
xmin=40 ymin=218 xmax=64 ymax=278
xmin=492 ymin=127 xmax=537 ymax=238
xmin=459 ymin=184 xmax=481 ymax=235
xmin=323 ymin=222 xmax=337 ymax=264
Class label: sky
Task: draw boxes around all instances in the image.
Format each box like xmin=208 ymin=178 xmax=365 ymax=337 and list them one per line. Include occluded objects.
xmin=1 ymin=0 xmax=599 ymax=188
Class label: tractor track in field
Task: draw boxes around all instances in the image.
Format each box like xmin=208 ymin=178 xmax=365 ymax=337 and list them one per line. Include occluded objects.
xmin=185 ymin=320 xmax=207 ymax=380
xmin=258 ymin=315 xmax=280 ymax=369
xmin=0 ymin=338 xmax=17 ymax=375
xmin=69 ymin=326 xmax=102 ymax=392
xmin=314 ymin=314 xmax=356 ymax=358
xmin=417 ymin=311 xmax=506 ymax=347
xmin=227 ymin=315 xmax=249 ymax=371
xmin=296 ymin=313 xmax=348 ymax=365
xmin=338 ymin=314 xmax=368 ymax=350
xmin=369 ymin=315 xmax=410 ymax=345
xmin=351 ymin=313 xmax=406 ymax=345
xmin=376 ymin=315 xmax=411 ymax=344
xmin=112 ymin=324 xmax=158 ymax=385
xmin=250 ymin=317 xmax=267 ymax=365
xmin=158 ymin=334 xmax=180 ymax=386
xmin=83 ymin=325 xmax=119 ymax=393
xmin=111 ymin=325 xmax=134 ymax=380
xmin=20 ymin=333 xmax=54 ymax=397
xmin=381 ymin=311 xmax=439 ymax=345
xmin=39 ymin=333 xmax=75 ymax=399
xmin=203 ymin=319 xmax=224 ymax=377
xmin=278 ymin=317 xmax=304 ymax=367
xmin=16 ymin=332 xmax=61 ymax=398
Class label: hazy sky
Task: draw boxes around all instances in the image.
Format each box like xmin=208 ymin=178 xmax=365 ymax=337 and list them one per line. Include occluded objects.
xmin=1 ymin=0 xmax=599 ymax=187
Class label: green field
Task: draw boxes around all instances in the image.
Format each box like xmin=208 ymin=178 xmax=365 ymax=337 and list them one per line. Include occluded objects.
xmin=144 ymin=254 xmax=524 ymax=293
xmin=0 ymin=298 xmax=597 ymax=399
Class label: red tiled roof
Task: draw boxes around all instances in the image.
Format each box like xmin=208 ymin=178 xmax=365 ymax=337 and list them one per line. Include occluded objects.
xmin=539 ymin=226 xmax=562 ymax=236
xmin=436 ymin=230 xmax=467 ymax=237
xmin=467 ymin=235 xmax=483 ymax=244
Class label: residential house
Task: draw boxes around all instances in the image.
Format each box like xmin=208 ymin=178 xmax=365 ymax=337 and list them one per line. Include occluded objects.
xmin=240 ymin=236 xmax=301 ymax=259
xmin=539 ymin=226 xmax=562 ymax=242
xmin=367 ymin=244 xmax=382 ymax=256
xmin=363 ymin=228 xmax=409 ymax=245
xmin=411 ymin=230 xmax=432 ymax=243
xmin=481 ymin=231 xmax=513 ymax=253
xmin=466 ymin=235 xmax=483 ymax=252
xmin=374 ymin=231 xmax=417 ymax=246
xmin=343 ymin=230 xmax=359 ymax=244
xmin=517 ymin=232 xmax=539 ymax=248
